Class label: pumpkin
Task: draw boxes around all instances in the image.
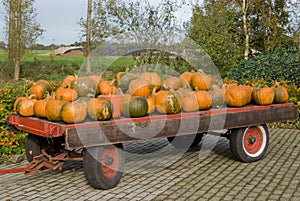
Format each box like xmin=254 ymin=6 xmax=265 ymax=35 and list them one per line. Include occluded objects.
xmin=45 ymin=96 xmax=66 ymax=121
xmin=89 ymin=75 xmax=102 ymax=85
xmin=252 ymin=87 xmax=275 ymax=105
xmin=225 ymin=86 xmax=251 ymax=107
xmin=28 ymin=80 xmax=52 ymax=100
xmin=128 ymin=79 xmax=151 ymax=97
xmin=180 ymin=72 xmax=193 ymax=86
xmin=60 ymin=75 xmax=75 ymax=88
xmin=273 ymin=85 xmax=289 ymax=103
xmin=146 ymin=95 xmax=156 ymax=114
xmin=99 ymin=79 xmax=116 ymax=95
xmin=75 ymin=97 xmax=90 ymax=108
xmin=140 ymin=72 xmax=162 ymax=92
xmin=121 ymin=95 xmax=148 ymax=117
xmin=71 ymin=77 xmax=99 ymax=97
xmin=182 ymin=92 xmax=199 ymax=112
xmin=55 ymin=85 xmax=78 ymax=102
xmin=194 ymin=89 xmax=212 ymax=110
xmin=101 ymin=94 xmax=124 ymax=118
xmin=116 ymin=68 xmax=137 ymax=92
xmin=34 ymin=96 xmax=50 ymax=118
xmin=87 ymin=97 xmax=113 ymax=120
xmin=163 ymin=76 xmax=181 ymax=90
xmin=176 ymin=86 xmax=193 ymax=105
xmin=155 ymin=90 xmax=181 ymax=114
xmin=209 ymin=85 xmax=225 ymax=108
xmin=190 ymin=71 xmax=212 ymax=91
xmin=14 ymin=96 xmax=28 ymax=112
xmin=61 ymin=102 xmax=87 ymax=123
xmin=16 ymin=95 xmax=37 ymax=117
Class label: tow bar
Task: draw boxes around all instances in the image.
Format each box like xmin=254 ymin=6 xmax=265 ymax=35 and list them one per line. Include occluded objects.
xmin=0 ymin=150 xmax=83 ymax=175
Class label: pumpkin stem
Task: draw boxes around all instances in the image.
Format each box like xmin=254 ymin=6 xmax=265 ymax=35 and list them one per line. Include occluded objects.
xmin=109 ymin=78 xmax=116 ymax=86
xmin=63 ymin=84 xmax=70 ymax=89
xmin=28 ymin=94 xmax=36 ymax=99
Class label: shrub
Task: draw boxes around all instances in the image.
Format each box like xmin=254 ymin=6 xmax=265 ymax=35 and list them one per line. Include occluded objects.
xmin=228 ymin=50 xmax=300 ymax=87
xmin=0 ymin=82 xmax=32 ymax=160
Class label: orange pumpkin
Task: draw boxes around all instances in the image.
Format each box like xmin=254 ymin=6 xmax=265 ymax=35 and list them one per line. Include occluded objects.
xmin=16 ymin=95 xmax=37 ymax=117
xmin=273 ymin=85 xmax=289 ymax=103
xmin=190 ymin=71 xmax=212 ymax=91
xmin=34 ymin=97 xmax=49 ymax=118
xmin=60 ymin=75 xmax=75 ymax=88
xmin=155 ymin=90 xmax=181 ymax=114
xmin=180 ymin=72 xmax=193 ymax=86
xmin=128 ymin=79 xmax=151 ymax=97
xmin=146 ymin=95 xmax=156 ymax=114
xmin=45 ymin=96 xmax=66 ymax=122
xmin=194 ymin=89 xmax=212 ymax=110
xmin=182 ymin=92 xmax=199 ymax=112
xmin=14 ymin=96 xmax=28 ymax=112
xmin=56 ymin=85 xmax=78 ymax=102
xmin=61 ymin=102 xmax=87 ymax=123
xmin=252 ymin=87 xmax=275 ymax=105
xmin=87 ymin=97 xmax=113 ymax=120
xmin=225 ymin=86 xmax=251 ymax=107
xmin=140 ymin=72 xmax=162 ymax=92
xmin=163 ymin=76 xmax=182 ymax=90
xmin=29 ymin=80 xmax=52 ymax=100
xmin=99 ymin=80 xmax=116 ymax=95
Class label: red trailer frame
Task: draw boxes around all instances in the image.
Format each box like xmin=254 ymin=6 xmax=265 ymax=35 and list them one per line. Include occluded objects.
xmin=2 ymin=102 xmax=298 ymax=190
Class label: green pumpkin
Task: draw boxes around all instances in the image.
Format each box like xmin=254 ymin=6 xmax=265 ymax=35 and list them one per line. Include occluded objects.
xmin=121 ymin=95 xmax=148 ymax=117
xmin=210 ymin=88 xmax=225 ymax=108
xmin=118 ymin=73 xmax=137 ymax=92
xmin=87 ymin=98 xmax=113 ymax=121
xmin=71 ymin=77 xmax=99 ymax=97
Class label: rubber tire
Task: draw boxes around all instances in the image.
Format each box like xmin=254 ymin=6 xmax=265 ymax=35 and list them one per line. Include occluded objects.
xmin=230 ymin=124 xmax=269 ymax=163
xmin=167 ymin=133 xmax=204 ymax=149
xmin=25 ymin=134 xmax=63 ymax=162
xmin=25 ymin=134 xmax=45 ymax=162
xmin=83 ymin=144 xmax=124 ymax=190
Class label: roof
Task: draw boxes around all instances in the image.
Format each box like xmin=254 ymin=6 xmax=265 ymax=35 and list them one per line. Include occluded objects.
xmin=52 ymin=46 xmax=84 ymax=55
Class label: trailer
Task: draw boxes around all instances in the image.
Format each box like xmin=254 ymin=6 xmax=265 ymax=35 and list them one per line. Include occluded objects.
xmin=1 ymin=102 xmax=298 ymax=190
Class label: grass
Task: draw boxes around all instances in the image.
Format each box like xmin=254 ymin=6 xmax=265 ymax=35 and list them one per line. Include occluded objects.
xmin=0 ymin=50 xmax=136 ymax=82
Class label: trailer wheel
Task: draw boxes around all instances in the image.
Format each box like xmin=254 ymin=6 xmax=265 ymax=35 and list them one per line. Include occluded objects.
xmin=25 ymin=134 xmax=45 ymax=162
xmin=83 ymin=144 xmax=124 ymax=190
xmin=167 ymin=133 xmax=204 ymax=149
xmin=230 ymin=125 xmax=269 ymax=162
xmin=25 ymin=134 xmax=63 ymax=162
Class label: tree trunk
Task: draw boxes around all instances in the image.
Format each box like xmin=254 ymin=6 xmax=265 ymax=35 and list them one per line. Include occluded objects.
xmin=242 ymin=0 xmax=249 ymax=60
xmin=14 ymin=0 xmax=22 ymax=80
xmin=86 ymin=0 xmax=92 ymax=73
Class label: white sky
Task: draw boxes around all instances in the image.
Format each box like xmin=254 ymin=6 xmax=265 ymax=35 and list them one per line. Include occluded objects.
xmin=0 ymin=0 xmax=193 ymax=46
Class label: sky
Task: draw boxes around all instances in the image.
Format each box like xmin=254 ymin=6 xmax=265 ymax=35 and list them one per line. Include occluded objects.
xmin=0 ymin=0 xmax=193 ymax=46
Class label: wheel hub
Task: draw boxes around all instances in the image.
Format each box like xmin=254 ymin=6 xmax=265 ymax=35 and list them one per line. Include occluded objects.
xmin=248 ymin=136 xmax=256 ymax=144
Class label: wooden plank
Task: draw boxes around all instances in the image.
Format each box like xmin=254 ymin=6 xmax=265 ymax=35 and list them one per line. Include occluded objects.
xmin=65 ymin=103 xmax=297 ymax=149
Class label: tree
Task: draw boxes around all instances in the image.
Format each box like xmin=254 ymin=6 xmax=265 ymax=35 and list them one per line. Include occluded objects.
xmin=79 ymin=0 xmax=183 ymax=49
xmin=232 ymin=0 xmax=250 ymax=60
xmin=248 ymin=0 xmax=291 ymax=52
xmin=86 ymin=0 xmax=92 ymax=73
xmin=187 ymin=0 xmax=243 ymax=77
xmin=2 ymin=0 xmax=44 ymax=80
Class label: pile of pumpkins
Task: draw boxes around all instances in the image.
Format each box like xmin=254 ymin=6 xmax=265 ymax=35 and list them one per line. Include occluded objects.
xmin=13 ymin=69 xmax=289 ymax=124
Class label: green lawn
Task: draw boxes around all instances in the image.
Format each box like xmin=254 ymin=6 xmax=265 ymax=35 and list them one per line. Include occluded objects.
xmin=0 ymin=50 xmax=136 ymax=82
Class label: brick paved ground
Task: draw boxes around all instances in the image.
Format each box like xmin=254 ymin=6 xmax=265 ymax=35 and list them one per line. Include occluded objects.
xmin=0 ymin=128 xmax=299 ymax=201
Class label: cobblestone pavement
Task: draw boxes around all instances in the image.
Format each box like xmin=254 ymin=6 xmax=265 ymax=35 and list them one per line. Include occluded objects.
xmin=0 ymin=128 xmax=299 ymax=201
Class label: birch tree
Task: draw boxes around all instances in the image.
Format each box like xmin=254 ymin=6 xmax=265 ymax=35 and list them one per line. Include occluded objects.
xmin=2 ymin=0 xmax=44 ymax=80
